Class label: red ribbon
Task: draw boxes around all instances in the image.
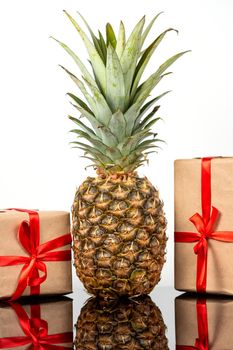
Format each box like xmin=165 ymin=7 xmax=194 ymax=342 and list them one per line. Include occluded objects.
xmin=175 ymin=158 xmax=233 ymax=292
xmin=0 ymin=302 xmax=73 ymax=350
xmin=0 ymin=209 xmax=71 ymax=300
xmin=176 ymin=299 xmax=209 ymax=350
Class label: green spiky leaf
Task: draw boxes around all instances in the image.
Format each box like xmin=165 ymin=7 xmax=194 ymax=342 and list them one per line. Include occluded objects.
xmin=60 ymin=65 xmax=96 ymax=110
xmin=119 ymin=129 xmax=154 ymax=155
xmin=68 ymin=115 xmax=100 ymax=140
xmin=134 ymin=91 xmax=170 ymax=128
xmin=116 ymin=21 xmax=126 ymax=58
xmin=120 ymin=16 xmax=145 ymax=97
xmin=76 ymin=11 xmax=105 ymax=63
xmin=108 ymin=110 xmax=126 ymax=142
xmin=98 ymin=125 xmax=118 ymax=147
xmin=82 ymin=77 xmax=112 ymax=125
xmin=98 ymin=30 xmax=107 ymax=64
xmin=51 ymin=37 xmax=97 ymax=88
xmin=106 ymin=23 xmax=117 ymax=49
xmin=67 ymin=93 xmax=94 ymax=115
xmin=134 ymin=106 xmax=160 ymax=132
xmin=134 ymin=51 xmax=189 ymax=103
xmin=131 ymin=28 xmax=178 ymax=97
xmin=63 ymin=10 xmax=106 ymax=93
xmin=140 ymin=12 xmax=163 ymax=48
xmin=106 ymin=45 xmax=125 ymax=111
xmin=71 ymin=130 xmax=108 ymax=153
xmin=124 ymin=102 xmax=141 ymax=136
xmin=71 ymin=141 xmax=113 ymax=163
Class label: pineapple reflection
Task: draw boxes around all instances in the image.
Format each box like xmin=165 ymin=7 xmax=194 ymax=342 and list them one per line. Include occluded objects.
xmin=75 ymin=295 xmax=168 ymax=349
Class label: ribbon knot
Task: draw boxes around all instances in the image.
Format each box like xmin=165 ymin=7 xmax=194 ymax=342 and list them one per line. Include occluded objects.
xmin=193 ymin=235 xmax=207 ymax=256
xmin=190 ymin=206 xmax=219 ymax=257
xmin=190 ymin=206 xmax=219 ymax=237
xmin=27 ymin=317 xmax=48 ymax=346
xmin=0 ymin=209 xmax=72 ymax=300
xmin=186 ymin=205 xmax=219 ymax=292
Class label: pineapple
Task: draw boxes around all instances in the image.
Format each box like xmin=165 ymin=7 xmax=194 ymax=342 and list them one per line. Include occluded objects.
xmin=75 ymin=295 xmax=169 ymax=349
xmin=53 ymin=11 xmax=188 ymax=297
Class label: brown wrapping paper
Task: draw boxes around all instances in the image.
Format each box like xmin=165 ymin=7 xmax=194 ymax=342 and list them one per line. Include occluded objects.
xmin=0 ymin=297 xmax=73 ymax=350
xmin=175 ymin=295 xmax=233 ymax=349
xmin=0 ymin=210 xmax=72 ymax=299
xmin=174 ymin=158 xmax=233 ymax=294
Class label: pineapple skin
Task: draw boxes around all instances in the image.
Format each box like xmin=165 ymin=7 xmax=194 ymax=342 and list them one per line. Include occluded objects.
xmin=72 ymin=172 xmax=167 ymax=298
xmin=75 ymin=295 xmax=169 ymax=349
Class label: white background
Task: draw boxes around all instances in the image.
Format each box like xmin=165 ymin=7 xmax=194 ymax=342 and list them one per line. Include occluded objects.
xmin=0 ymin=0 xmax=233 ymax=293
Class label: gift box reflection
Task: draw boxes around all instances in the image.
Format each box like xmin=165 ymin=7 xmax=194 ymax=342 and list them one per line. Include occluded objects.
xmin=75 ymin=295 xmax=168 ymax=349
xmin=176 ymin=294 xmax=233 ymax=349
xmin=0 ymin=297 xmax=73 ymax=350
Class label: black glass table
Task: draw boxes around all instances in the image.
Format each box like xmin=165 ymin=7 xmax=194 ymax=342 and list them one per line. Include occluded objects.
xmin=1 ymin=287 xmax=232 ymax=349
xmin=72 ymin=286 xmax=233 ymax=349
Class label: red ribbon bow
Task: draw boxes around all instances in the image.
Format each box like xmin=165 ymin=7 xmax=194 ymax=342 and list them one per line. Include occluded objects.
xmin=175 ymin=158 xmax=233 ymax=292
xmin=176 ymin=299 xmax=209 ymax=350
xmin=0 ymin=209 xmax=72 ymax=300
xmin=0 ymin=302 xmax=73 ymax=350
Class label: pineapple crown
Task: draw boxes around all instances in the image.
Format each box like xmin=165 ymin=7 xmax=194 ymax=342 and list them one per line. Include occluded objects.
xmin=52 ymin=11 xmax=189 ymax=174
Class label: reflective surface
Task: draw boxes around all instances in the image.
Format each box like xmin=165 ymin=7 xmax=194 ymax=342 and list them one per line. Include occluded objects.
xmin=72 ymin=287 xmax=180 ymax=348
xmin=176 ymin=293 xmax=233 ymax=349
xmin=1 ymin=287 xmax=233 ymax=349
xmin=75 ymin=295 xmax=169 ymax=349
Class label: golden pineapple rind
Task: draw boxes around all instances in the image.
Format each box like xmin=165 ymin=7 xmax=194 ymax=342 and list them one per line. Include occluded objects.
xmin=72 ymin=173 xmax=167 ymax=298
xmin=75 ymin=295 xmax=169 ymax=349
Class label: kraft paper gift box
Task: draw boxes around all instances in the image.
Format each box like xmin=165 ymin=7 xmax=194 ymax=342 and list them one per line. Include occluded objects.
xmin=175 ymin=157 xmax=233 ymax=294
xmin=0 ymin=209 xmax=72 ymax=300
xmin=175 ymin=294 xmax=233 ymax=349
xmin=0 ymin=297 xmax=73 ymax=350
